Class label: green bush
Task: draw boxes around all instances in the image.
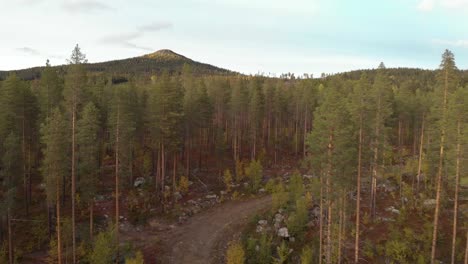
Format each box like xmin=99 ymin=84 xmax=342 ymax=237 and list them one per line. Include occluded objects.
xmin=125 ymin=251 xmax=144 ymax=264
xmin=245 ymin=160 xmax=263 ymax=192
xmin=289 ymin=171 xmax=304 ymax=203
xmin=90 ymin=228 xmax=116 ymax=264
xmin=300 ymin=245 xmax=313 ymax=264
xmin=226 ymin=241 xmax=245 ymax=264
xmin=272 ymin=182 xmax=288 ymax=211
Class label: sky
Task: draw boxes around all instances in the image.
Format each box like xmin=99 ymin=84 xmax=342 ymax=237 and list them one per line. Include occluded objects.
xmin=1 ymin=0 xmax=467 ymax=76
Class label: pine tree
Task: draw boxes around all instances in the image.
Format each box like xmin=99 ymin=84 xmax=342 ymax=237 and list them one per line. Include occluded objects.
xmin=63 ymin=44 xmax=87 ymax=263
xmin=430 ymin=50 xmax=459 ymax=264
xmin=41 ymin=108 xmax=69 ymax=264
xmin=1 ymin=133 xmax=22 ymax=264
xmin=76 ymin=102 xmax=100 ymax=240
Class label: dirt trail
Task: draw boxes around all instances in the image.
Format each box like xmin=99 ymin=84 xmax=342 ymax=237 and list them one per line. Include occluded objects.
xmin=125 ymin=195 xmax=271 ymax=264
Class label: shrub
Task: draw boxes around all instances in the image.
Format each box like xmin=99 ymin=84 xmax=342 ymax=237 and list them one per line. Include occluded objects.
xmin=235 ymin=159 xmax=245 ymax=183
xmin=273 ymin=241 xmax=292 ymax=264
xmin=125 ymin=251 xmax=144 ymax=264
xmin=90 ymin=228 xmax=116 ymax=264
xmin=245 ymin=160 xmax=263 ymax=192
xmin=223 ymin=169 xmax=233 ymax=192
xmin=178 ymin=175 xmax=190 ymax=194
xmin=272 ymin=182 xmax=288 ymax=211
xmin=226 ymin=241 xmax=245 ymax=264
xmin=300 ymin=246 xmax=313 ymax=264
xmin=289 ymin=171 xmax=304 ymax=203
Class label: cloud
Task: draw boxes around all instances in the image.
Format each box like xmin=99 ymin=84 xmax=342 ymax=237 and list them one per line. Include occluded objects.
xmin=138 ymin=22 xmax=173 ymax=32
xmin=62 ymin=0 xmax=115 ymax=13
xmin=432 ymin=39 xmax=468 ymax=48
xmin=417 ymin=0 xmax=435 ymax=11
xmin=17 ymin=47 xmax=41 ymax=56
xmin=99 ymin=21 xmax=172 ymax=51
xmin=417 ymin=0 xmax=468 ymax=11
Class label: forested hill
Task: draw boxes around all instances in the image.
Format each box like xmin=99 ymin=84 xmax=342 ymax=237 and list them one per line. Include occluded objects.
xmin=0 ymin=49 xmax=234 ymax=81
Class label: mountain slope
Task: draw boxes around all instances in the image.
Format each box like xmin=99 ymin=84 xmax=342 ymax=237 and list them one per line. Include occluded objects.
xmin=0 ymin=49 xmax=234 ymax=80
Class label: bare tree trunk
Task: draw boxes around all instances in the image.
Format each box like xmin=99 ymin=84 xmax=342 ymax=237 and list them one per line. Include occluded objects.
xmin=451 ymin=120 xmax=461 ymax=264
xmin=115 ymin=103 xmax=120 ymax=261
xmin=355 ymin=116 xmax=363 ymax=263
xmin=56 ymin=179 xmax=62 ymax=264
xmin=465 ymin=230 xmax=468 ymax=264
xmin=7 ymin=208 xmax=13 ymax=264
xmin=319 ymin=173 xmax=323 ymax=264
xmin=172 ymin=153 xmax=177 ymax=204
xmin=338 ymin=194 xmax=343 ymax=264
xmin=71 ymin=106 xmax=76 ymax=264
xmin=326 ymin=133 xmax=333 ymax=264
xmin=89 ymin=201 xmax=94 ymax=241
xmin=303 ymin=105 xmax=308 ymax=158
xmin=417 ymin=114 xmax=425 ymax=192
xmin=431 ymin=68 xmax=449 ymax=264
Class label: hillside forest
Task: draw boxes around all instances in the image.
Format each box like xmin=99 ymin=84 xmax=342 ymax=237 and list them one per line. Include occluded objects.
xmin=0 ymin=46 xmax=467 ymax=264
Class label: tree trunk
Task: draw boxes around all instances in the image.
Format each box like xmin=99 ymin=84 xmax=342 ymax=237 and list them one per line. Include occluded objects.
xmin=7 ymin=208 xmax=13 ymax=264
xmin=319 ymin=172 xmax=323 ymax=264
xmin=326 ymin=133 xmax=333 ymax=264
xmin=89 ymin=201 xmax=94 ymax=241
xmin=464 ymin=230 xmax=468 ymax=264
xmin=56 ymin=178 xmax=62 ymax=264
xmin=450 ymin=120 xmax=461 ymax=264
xmin=115 ymin=103 xmax=120 ymax=260
xmin=431 ymin=68 xmax=449 ymax=264
xmin=355 ymin=116 xmax=363 ymax=263
xmin=417 ymin=114 xmax=425 ymax=192
xmin=71 ymin=106 xmax=76 ymax=264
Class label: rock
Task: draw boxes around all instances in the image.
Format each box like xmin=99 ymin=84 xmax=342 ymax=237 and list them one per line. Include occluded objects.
xmin=95 ymin=195 xmax=106 ymax=201
xmin=174 ymin=192 xmax=183 ymax=201
xmin=303 ymin=174 xmax=314 ymax=180
xmin=243 ymin=182 xmax=249 ymax=188
xmin=289 ymin=237 xmax=295 ymax=242
xmin=385 ymin=206 xmax=400 ymax=214
xmin=277 ymin=227 xmax=289 ymax=238
xmin=134 ymin=177 xmax=145 ymax=188
xmin=165 ymin=185 xmax=171 ymax=192
xmin=309 ymin=205 xmax=320 ymax=219
xmin=256 ymin=225 xmax=264 ymax=233
xmin=206 ymin=194 xmax=218 ymax=199
xmin=424 ymin=199 xmax=437 ymax=207
xmin=258 ymin=188 xmax=266 ymax=193
xmin=103 ymin=214 xmax=108 ymax=219
xmin=220 ymin=190 xmax=227 ymax=195
xmin=258 ymin=220 xmax=268 ymax=226
xmin=187 ymin=199 xmax=197 ymax=205
xmin=274 ymin=213 xmax=284 ymax=223
xmin=38 ymin=183 xmax=46 ymax=190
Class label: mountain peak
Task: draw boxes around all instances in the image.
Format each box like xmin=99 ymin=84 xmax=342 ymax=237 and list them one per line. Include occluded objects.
xmin=143 ymin=49 xmax=190 ymax=61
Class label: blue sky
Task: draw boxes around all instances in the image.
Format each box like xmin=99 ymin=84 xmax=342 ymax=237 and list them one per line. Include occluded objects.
xmin=1 ymin=0 xmax=467 ymax=76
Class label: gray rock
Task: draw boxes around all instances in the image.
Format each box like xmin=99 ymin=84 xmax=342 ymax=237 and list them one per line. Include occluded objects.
xmin=206 ymin=194 xmax=218 ymax=199
xmin=258 ymin=220 xmax=268 ymax=226
xmin=278 ymin=227 xmax=289 ymax=238
xmin=258 ymin=188 xmax=266 ymax=193
xmin=134 ymin=177 xmax=146 ymax=188
xmin=174 ymin=191 xmax=183 ymax=201
xmin=424 ymin=199 xmax=437 ymax=207
xmin=385 ymin=206 xmax=400 ymax=214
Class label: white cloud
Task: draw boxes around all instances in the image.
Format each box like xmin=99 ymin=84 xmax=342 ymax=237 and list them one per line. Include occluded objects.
xmin=417 ymin=0 xmax=435 ymax=11
xmin=61 ymin=0 xmax=115 ymax=13
xmin=417 ymin=0 xmax=468 ymax=11
xmin=16 ymin=47 xmax=41 ymax=56
xmin=432 ymin=39 xmax=468 ymax=48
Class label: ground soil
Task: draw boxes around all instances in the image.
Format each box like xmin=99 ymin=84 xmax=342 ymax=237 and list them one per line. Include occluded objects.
xmin=122 ymin=195 xmax=271 ymax=264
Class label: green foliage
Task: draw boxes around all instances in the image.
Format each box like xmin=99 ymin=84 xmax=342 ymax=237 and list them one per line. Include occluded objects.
xmin=235 ymin=159 xmax=245 ymax=183
xmin=245 ymin=160 xmax=262 ymax=192
xmin=273 ymin=241 xmax=292 ymax=264
xmin=90 ymin=228 xmax=116 ymax=264
xmin=178 ymin=175 xmax=190 ymax=194
xmin=385 ymin=240 xmax=409 ymax=263
xmin=272 ymin=182 xmax=288 ymax=212
xmin=287 ymin=198 xmax=308 ymax=238
xmin=288 ymin=171 xmax=304 ymax=203
xmin=125 ymin=251 xmax=144 ymax=264
xmin=226 ymin=241 xmax=245 ymax=264
xmin=300 ymin=245 xmax=313 ymax=264
xmin=223 ymin=169 xmax=233 ymax=192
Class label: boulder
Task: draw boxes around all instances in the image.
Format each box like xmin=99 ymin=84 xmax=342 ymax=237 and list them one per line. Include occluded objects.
xmin=134 ymin=177 xmax=145 ymax=188
xmin=385 ymin=206 xmax=400 ymax=214
xmin=258 ymin=220 xmax=268 ymax=226
xmin=424 ymin=199 xmax=437 ymax=207
xmin=277 ymin=227 xmax=289 ymax=238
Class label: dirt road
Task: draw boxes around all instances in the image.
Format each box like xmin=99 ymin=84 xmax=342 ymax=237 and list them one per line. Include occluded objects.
xmin=126 ymin=195 xmax=271 ymax=264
